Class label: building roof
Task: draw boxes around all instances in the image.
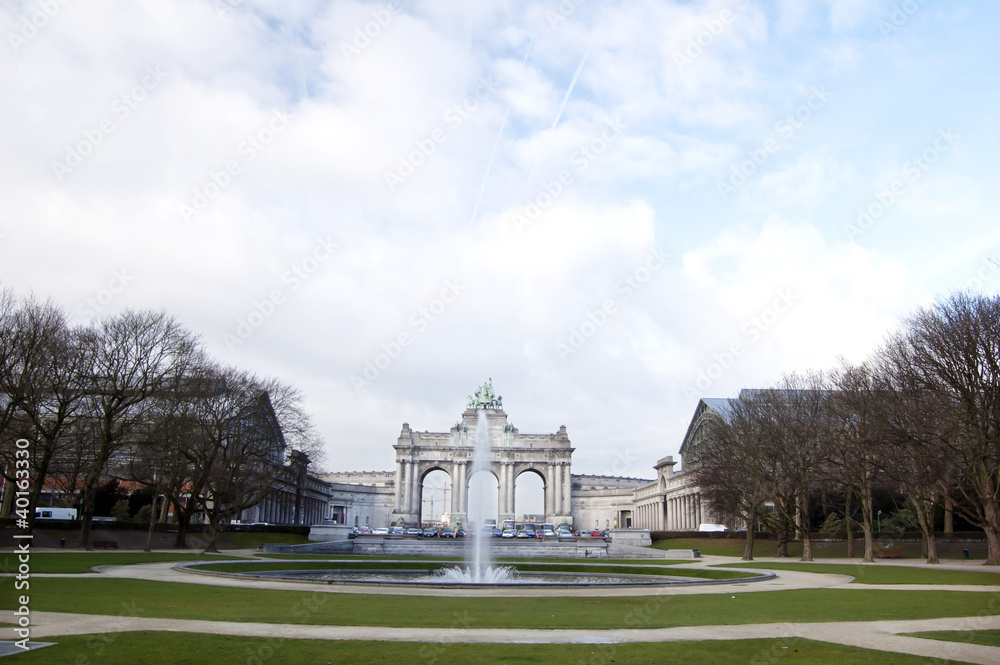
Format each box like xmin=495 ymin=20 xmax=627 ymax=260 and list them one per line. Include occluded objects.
xmin=677 ymin=397 xmax=740 ymax=461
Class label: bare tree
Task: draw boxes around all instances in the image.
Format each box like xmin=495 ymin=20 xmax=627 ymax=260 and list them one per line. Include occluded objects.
xmin=828 ymin=361 xmax=884 ymax=562
xmin=753 ymin=374 xmax=832 ymax=562
xmin=197 ymin=371 xmax=287 ymax=552
xmin=694 ymin=393 xmax=771 ymax=560
xmin=893 ymin=293 xmax=1000 ymax=565
xmin=76 ymin=310 xmax=199 ymax=550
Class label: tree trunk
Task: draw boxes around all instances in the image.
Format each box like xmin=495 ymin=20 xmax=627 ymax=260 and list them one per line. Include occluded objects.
xmin=742 ymin=508 xmax=756 ymax=561
xmin=861 ymin=484 xmax=875 ymax=563
xmin=77 ymin=470 xmax=100 ymax=550
xmin=776 ymin=523 xmax=788 ymax=557
xmin=800 ymin=494 xmax=813 ymax=562
xmin=173 ymin=496 xmax=196 ymax=549
xmin=983 ymin=497 xmax=1000 ymax=565
xmin=846 ymin=492 xmax=855 ymax=559
xmin=911 ymin=497 xmax=939 ymax=564
xmin=944 ymin=496 xmax=954 ymax=534
xmin=0 ymin=475 xmax=15 ymax=518
xmin=26 ymin=441 xmax=56 ymax=531
xmin=203 ymin=514 xmax=220 ymax=553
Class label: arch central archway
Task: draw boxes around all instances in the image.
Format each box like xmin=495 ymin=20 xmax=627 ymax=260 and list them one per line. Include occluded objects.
xmin=514 ymin=469 xmax=545 ymax=522
xmin=467 ymin=470 xmax=499 ymax=531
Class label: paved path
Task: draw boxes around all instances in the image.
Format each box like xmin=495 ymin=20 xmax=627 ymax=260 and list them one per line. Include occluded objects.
xmin=4 ymin=611 xmax=1000 ymax=664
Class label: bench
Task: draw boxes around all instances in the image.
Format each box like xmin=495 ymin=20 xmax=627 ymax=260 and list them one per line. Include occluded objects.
xmin=93 ymin=540 xmax=119 ymax=549
xmin=875 ymin=549 xmax=901 ymax=559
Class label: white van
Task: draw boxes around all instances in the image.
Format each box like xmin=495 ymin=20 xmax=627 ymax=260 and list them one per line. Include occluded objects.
xmin=35 ymin=507 xmax=78 ymax=520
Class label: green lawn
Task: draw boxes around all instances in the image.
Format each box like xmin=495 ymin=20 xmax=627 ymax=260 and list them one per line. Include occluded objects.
xmin=257 ymin=552 xmax=694 ymax=565
xmin=3 ymin=578 xmax=998 ymax=629
xmin=654 ymin=537 xmax=986 ymax=559
xmin=0 ymin=551 xmax=246 ymax=574
xmin=715 ymin=561 xmax=1000 ymax=585
xmin=191 ymin=559 xmax=747 ymax=580
xmin=0 ymin=633 xmax=968 ymax=665
xmin=653 ymin=538 xmax=883 ymax=558
xmin=902 ymin=629 xmax=1000 ymax=648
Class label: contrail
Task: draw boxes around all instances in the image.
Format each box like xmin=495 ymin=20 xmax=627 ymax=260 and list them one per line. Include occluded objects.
xmin=517 ymin=10 xmax=606 ymax=203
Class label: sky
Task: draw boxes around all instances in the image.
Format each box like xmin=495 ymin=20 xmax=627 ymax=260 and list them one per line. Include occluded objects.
xmin=2 ymin=0 xmax=999 ymax=482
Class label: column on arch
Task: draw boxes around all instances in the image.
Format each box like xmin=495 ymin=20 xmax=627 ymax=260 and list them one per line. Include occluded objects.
xmin=457 ymin=462 xmax=468 ymax=518
xmin=394 ymin=460 xmax=403 ymax=512
xmin=409 ymin=462 xmax=420 ymax=516
xmin=553 ymin=463 xmax=562 ymax=515
xmin=563 ymin=464 xmax=572 ymax=518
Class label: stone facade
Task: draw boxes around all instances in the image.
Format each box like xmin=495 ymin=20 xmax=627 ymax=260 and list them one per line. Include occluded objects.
xmin=391 ymin=407 xmax=574 ymax=527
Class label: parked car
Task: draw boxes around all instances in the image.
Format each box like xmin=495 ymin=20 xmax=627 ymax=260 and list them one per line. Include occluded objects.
xmin=357 ymin=525 xmax=373 ymax=535
xmin=406 ymin=528 xmax=422 ymax=536
xmin=455 ymin=529 xmax=467 ymax=538
xmin=422 ymin=528 xmax=438 ymax=538
xmin=590 ymin=530 xmax=604 ymax=537
xmin=492 ymin=528 xmax=503 ymax=538
xmin=517 ymin=529 xmax=535 ymax=539
xmin=390 ymin=526 xmax=404 ymax=535
xmin=501 ymin=529 xmax=516 ymax=539
xmin=555 ymin=529 xmax=572 ymax=538
xmin=441 ymin=528 xmax=455 ymax=538
xmin=534 ymin=530 xmax=545 ymax=539
xmin=372 ymin=527 xmax=389 ymax=535
xmin=541 ymin=529 xmax=556 ymax=537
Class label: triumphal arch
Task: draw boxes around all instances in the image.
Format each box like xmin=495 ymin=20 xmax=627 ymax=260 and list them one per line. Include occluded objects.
xmin=390 ymin=381 xmax=574 ymax=528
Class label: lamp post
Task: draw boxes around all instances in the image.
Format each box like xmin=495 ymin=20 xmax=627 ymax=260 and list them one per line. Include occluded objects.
xmin=877 ymin=510 xmax=882 ymax=533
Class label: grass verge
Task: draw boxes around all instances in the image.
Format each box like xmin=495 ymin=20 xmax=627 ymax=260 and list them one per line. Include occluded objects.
xmin=715 ymin=561 xmax=1000 ymax=585
xmin=0 ymin=633 xmax=967 ymax=665
xmin=0 ymin=552 xmax=246 ymax=574
xmin=3 ymin=579 xmax=997 ymax=629
xmin=191 ymin=560 xmax=745 ymax=580
xmin=901 ymin=630 xmax=1000 ymax=648
xmin=256 ymin=553 xmax=693 ymax=565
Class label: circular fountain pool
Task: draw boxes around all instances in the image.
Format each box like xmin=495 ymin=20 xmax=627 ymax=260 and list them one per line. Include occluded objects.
xmin=178 ymin=559 xmax=774 ymax=589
